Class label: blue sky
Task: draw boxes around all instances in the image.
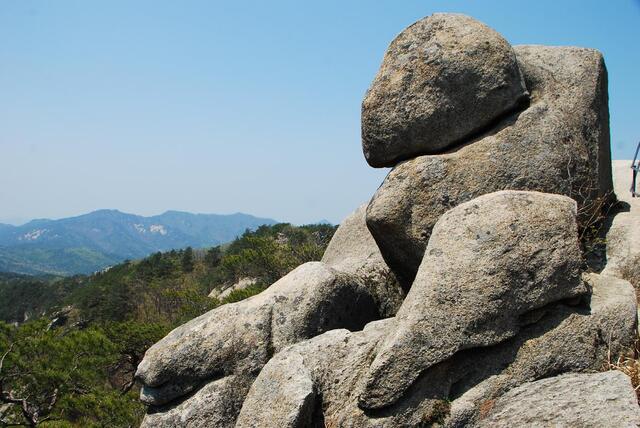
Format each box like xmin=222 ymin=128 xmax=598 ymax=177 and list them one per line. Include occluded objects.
xmin=1 ymin=1 xmax=638 ymax=225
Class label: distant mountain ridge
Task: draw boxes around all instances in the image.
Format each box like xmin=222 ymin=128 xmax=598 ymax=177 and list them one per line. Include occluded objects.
xmin=0 ymin=210 xmax=277 ymax=275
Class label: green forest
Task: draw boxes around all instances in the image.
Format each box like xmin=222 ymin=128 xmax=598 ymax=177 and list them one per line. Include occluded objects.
xmin=0 ymin=223 xmax=335 ymax=427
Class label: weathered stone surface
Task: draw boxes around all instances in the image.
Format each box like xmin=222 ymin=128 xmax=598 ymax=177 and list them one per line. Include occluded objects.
xmin=136 ymin=213 xmax=405 ymax=423
xmin=367 ymin=45 xmax=613 ymax=284
xmin=447 ymin=272 xmax=638 ymax=427
xmin=235 ymin=325 xmax=391 ymax=427
xmin=362 ymin=13 xmax=528 ymax=167
xmin=358 ymin=191 xmax=587 ymax=410
xmin=236 ymin=352 xmax=316 ymax=428
xmin=140 ymin=375 xmax=251 ymax=428
xmin=322 ymin=204 xmax=405 ymax=316
xmin=476 ymin=371 xmax=640 ymax=427
xmin=135 ymin=262 xmax=379 ymax=407
xmin=239 ymin=271 xmax=637 ymax=426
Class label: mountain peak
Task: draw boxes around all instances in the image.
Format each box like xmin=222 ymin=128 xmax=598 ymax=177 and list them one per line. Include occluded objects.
xmin=0 ymin=210 xmax=279 ymax=275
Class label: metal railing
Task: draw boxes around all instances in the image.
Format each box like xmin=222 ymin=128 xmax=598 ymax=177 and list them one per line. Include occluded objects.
xmin=632 ymin=141 xmax=640 ymax=197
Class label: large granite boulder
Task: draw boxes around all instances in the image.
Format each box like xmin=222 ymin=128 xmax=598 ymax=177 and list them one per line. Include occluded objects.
xmin=322 ymin=204 xmax=405 ymax=315
xmin=476 ymin=371 xmax=640 ymax=427
xmin=367 ymin=45 xmax=613 ymax=284
xmin=362 ymin=14 xmax=529 ymax=167
xmin=358 ymin=191 xmax=587 ymax=410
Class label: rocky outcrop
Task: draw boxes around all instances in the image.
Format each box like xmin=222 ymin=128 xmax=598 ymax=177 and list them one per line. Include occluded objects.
xmin=358 ymin=191 xmax=587 ymax=410
xmin=362 ymin=13 xmax=528 ymax=167
xmin=137 ymin=203 xmax=407 ymax=425
xmin=208 ymin=277 xmax=258 ymax=300
xmin=367 ymin=44 xmax=613 ymax=284
xmin=238 ymin=267 xmax=636 ymax=426
xmin=135 ymin=206 xmax=406 ymax=425
xmin=137 ymin=13 xmax=639 ymax=427
xmin=476 ymin=371 xmax=640 ymax=427
xmin=240 ymin=188 xmax=629 ymax=426
xmin=136 ymin=262 xmax=380 ymax=407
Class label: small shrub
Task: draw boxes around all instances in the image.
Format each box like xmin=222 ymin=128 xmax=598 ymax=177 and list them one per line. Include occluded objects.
xmin=421 ymin=399 xmax=451 ymax=426
xmin=220 ymin=284 xmax=267 ymax=305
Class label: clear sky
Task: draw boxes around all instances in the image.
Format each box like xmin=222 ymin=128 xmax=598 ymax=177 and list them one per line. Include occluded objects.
xmin=1 ymin=1 xmax=639 ymax=225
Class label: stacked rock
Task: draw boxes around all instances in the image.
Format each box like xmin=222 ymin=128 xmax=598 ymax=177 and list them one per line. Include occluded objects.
xmin=135 ymin=14 xmax=639 ymax=427
xmin=363 ymin=13 xmax=613 ymax=286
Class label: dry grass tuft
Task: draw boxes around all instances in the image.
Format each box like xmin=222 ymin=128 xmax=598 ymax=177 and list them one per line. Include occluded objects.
xmin=604 ymin=339 xmax=640 ymax=403
xmin=603 ymin=252 xmax=640 ymax=403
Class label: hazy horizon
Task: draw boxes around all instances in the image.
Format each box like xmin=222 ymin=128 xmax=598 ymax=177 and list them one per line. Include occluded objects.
xmin=0 ymin=207 xmax=288 ymax=227
xmin=2 ymin=1 xmax=639 ymax=226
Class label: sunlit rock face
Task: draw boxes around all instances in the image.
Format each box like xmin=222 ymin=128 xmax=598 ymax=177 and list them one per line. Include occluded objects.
xmin=361 ymin=13 xmax=529 ymax=168
xmin=366 ymin=44 xmax=612 ymax=285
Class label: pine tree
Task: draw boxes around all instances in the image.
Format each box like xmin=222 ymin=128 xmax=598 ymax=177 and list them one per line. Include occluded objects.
xmin=204 ymin=247 xmax=222 ymax=268
xmin=181 ymin=247 xmax=194 ymax=273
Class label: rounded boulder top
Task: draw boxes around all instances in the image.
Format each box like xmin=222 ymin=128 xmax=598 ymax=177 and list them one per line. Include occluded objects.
xmin=362 ymin=13 xmax=529 ymax=167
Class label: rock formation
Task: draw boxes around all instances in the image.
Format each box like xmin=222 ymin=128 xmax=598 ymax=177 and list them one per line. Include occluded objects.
xmin=602 ymin=159 xmax=640 ymax=281
xmin=358 ymin=191 xmax=588 ymax=410
xmin=137 ymin=262 xmax=381 ymax=406
xmin=136 ymin=13 xmax=639 ymax=427
xmin=238 ymin=269 xmax=636 ymax=426
xmin=362 ymin=13 xmax=529 ymax=167
xmin=366 ymin=42 xmax=613 ymax=284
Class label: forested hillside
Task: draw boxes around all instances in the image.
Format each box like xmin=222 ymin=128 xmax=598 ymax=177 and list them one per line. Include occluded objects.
xmin=0 ymin=222 xmax=335 ymax=427
xmin=0 ymin=210 xmax=277 ymax=276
